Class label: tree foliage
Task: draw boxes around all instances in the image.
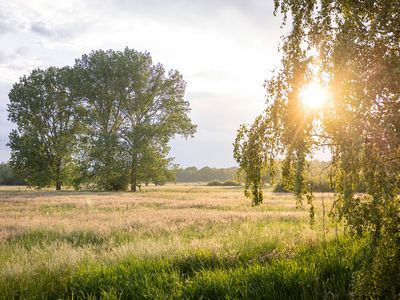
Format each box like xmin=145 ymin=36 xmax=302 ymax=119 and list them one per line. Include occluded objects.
xmin=73 ymin=49 xmax=132 ymax=191
xmin=176 ymin=166 xmax=238 ymax=183
xmin=234 ymin=114 xmax=277 ymax=205
xmin=8 ymin=67 xmax=85 ymax=190
xmin=74 ymin=48 xmax=196 ymax=191
xmin=0 ymin=163 xmax=25 ymax=185
xmin=234 ymin=0 xmax=400 ymax=297
xmin=7 ymin=48 xmax=195 ymax=191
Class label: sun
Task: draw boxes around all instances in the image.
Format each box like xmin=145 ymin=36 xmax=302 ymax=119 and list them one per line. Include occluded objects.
xmin=299 ymin=82 xmax=328 ymax=108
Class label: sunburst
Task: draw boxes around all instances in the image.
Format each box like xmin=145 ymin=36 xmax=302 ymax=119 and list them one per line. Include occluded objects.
xmin=299 ymin=82 xmax=328 ymax=108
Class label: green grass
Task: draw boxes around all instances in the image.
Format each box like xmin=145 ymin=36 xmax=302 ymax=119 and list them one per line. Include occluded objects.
xmin=0 ymin=186 xmax=363 ymax=299
xmin=0 ymin=237 xmax=363 ymax=299
xmin=6 ymin=230 xmax=106 ymax=249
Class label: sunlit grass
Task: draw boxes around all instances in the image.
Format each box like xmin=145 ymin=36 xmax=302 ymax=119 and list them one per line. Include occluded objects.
xmin=0 ymin=185 xmax=359 ymax=299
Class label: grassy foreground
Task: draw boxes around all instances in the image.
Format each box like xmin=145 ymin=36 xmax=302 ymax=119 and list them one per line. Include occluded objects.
xmin=0 ymin=185 xmax=363 ymax=299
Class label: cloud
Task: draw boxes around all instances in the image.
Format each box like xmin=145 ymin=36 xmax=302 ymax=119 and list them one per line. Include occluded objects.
xmin=186 ymin=91 xmax=218 ymax=100
xmin=0 ymin=6 xmax=23 ymax=36
xmin=0 ymin=0 xmax=284 ymax=167
xmin=30 ymin=20 xmax=94 ymax=42
xmin=0 ymin=1 xmax=95 ymax=46
xmin=0 ymin=82 xmax=13 ymax=159
xmin=170 ymin=137 xmax=236 ymax=168
xmin=0 ymin=150 xmax=10 ymax=163
xmin=0 ymin=48 xmax=42 ymax=82
xmin=85 ymin=0 xmax=280 ymax=41
xmin=0 ymin=47 xmax=28 ymax=63
xmin=0 ymin=51 xmax=8 ymax=64
xmin=95 ymin=0 xmax=276 ymax=25
xmin=192 ymin=69 xmax=231 ymax=80
xmin=0 ymin=19 xmax=12 ymax=36
xmin=30 ymin=21 xmax=53 ymax=37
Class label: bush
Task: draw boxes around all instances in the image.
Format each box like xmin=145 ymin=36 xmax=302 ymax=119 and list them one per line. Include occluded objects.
xmin=273 ymin=182 xmax=291 ymax=193
xmin=207 ymin=180 xmax=222 ymax=186
xmin=207 ymin=180 xmax=241 ymax=186
xmin=221 ymin=180 xmax=241 ymax=186
xmin=273 ymin=180 xmax=333 ymax=193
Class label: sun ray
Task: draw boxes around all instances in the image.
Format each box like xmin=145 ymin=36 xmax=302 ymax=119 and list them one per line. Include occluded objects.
xmin=299 ymin=82 xmax=328 ymax=108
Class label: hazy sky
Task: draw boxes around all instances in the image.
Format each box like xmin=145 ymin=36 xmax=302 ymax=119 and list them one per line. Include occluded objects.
xmin=0 ymin=0 xmax=285 ymax=168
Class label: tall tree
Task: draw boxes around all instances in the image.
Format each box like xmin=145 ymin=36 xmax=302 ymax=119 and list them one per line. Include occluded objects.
xmin=74 ymin=49 xmax=130 ymax=191
xmin=235 ymin=0 xmax=400 ymax=297
xmin=8 ymin=67 xmax=85 ymax=190
xmin=75 ymin=48 xmax=196 ymax=191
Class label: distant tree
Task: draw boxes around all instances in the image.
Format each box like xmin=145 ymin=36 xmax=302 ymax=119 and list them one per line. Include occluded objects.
xmin=8 ymin=67 xmax=85 ymax=190
xmin=138 ymin=147 xmax=177 ymax=187
xmin=75 ymin=48 xmax=196 ymax=191
xmin=0 ymin=162 xmax=25 ymax=185
xmin=207 ymin=180 xmax=222 ymax=186
xmin=175 ymin=166 xmax=238 ymax=183
xmin=196 ymin=167 xmax=213 ymax=182
xmin=185 ymin=167 xmax=198 ymax=172
xmin=176 ymin=166 xmax=198 ymax=182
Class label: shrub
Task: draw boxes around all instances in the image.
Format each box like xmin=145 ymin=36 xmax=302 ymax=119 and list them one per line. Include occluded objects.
xmin=273 ymin=180 xmax=333 ymax=193
xmin=273 ymin=182 xmax=291 ymax=193
xmin=221 ymin=180 xmax=241 ymax=186
xmin=207 ymin=180 xmax=222 ymax=186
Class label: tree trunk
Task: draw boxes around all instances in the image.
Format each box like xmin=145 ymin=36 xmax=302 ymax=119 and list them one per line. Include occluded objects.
xmin=56 ymin=180 xmax=61 ymax=191
xmin=55 ymin=161 xmax=62 ymax=191
xmin=130 ymin=167 xmax=137 ymax=192
xmin=130 ymin=154 xmax=137 ymax=192
xmin=131 ymin=182 xmax=136 ymax=192
xmin=131 ymin=176 xmax=137 ymax=192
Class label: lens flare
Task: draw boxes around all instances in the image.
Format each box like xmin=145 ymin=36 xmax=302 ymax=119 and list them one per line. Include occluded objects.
xmin=299 ymin=82 xmax=328 ymax=108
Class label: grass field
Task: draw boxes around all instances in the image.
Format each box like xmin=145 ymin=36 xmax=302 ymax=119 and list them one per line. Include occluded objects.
xmin=0 ymin=185 xmax=364 ymax=299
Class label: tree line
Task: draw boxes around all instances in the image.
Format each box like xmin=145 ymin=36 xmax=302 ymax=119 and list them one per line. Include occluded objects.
xmin=175 ymin=166 xmax=238 ymax=182
xmin=1 ymin=158 xmax=336 ymax=190
xmin=7 ymin=48 xmax=196 ymax=191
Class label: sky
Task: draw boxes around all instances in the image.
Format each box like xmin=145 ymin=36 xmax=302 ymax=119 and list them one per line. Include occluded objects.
xmin=0 ymin=0 xmax=285 ymax=168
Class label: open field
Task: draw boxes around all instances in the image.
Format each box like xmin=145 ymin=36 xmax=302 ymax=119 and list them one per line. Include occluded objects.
xmin=0 ymin=186 xmax=363 ymax=299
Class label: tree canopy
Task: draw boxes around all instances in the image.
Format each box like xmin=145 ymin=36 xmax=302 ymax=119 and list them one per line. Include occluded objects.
xmin=8 ymin=67 xmax=85 ymax=190
xmin=234 ymin=0 xmax=400 ymax=297
xmin=74 ymin=48 xmax=196 ymax=191
xmin=176 ymin=166 xmax=238 ymax=183
xmin=7 ymin=48 xmax=196 ymax=191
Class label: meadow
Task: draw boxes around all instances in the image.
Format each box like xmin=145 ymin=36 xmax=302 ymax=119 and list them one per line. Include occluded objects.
xmin=0 ymin=185 xmax=364 ymax=299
